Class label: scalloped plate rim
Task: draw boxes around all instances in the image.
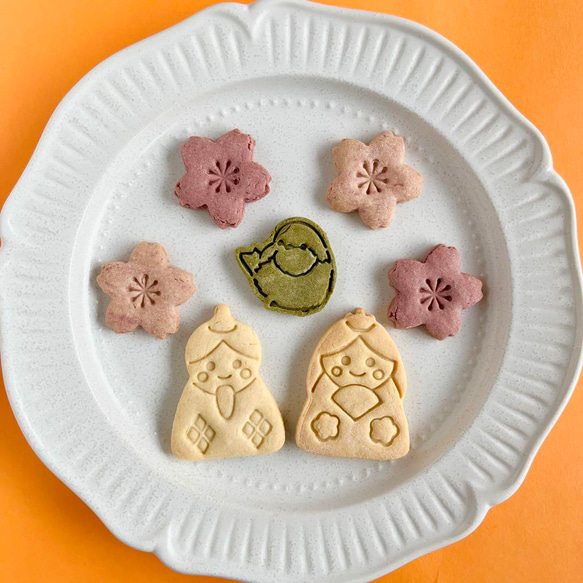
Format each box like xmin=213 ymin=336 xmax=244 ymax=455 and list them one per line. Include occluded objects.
xmin=0 ymin=0 xmax=581 ymax=581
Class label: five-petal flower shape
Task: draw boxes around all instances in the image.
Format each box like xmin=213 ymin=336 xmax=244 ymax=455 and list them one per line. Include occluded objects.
xmin=97 ymin=242 xmax=196 ymax=339
xmin=312 ymin=412 xmax=340 ymax=441
xmin=175 ymin=128 xmax=272 ymax=229
xmin=388 ymin=244 xmax=483 ymax=340
xmin=327 ymin=131 xmax=423 ymax=230
xmin=370 ymin=416 xmax=399 ymax=447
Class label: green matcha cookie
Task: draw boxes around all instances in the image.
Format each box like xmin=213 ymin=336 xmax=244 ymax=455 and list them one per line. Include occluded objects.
xmin=236 ymin=217 xmax=336 ymax=316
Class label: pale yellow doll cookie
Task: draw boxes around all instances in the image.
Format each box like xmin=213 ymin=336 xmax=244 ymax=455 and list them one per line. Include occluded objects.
xmin=295 ymin=308 xmax=409 ymax=460
xmin=171 ymin=304 xmax=285 ymax=460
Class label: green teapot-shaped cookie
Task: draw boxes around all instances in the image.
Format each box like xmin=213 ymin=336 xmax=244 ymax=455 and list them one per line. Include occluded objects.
xmin=236 ymin=217 xmax=336 ymax=316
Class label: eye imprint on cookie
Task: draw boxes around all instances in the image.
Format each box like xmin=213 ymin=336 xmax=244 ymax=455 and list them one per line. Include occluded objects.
xmin=366 ymin=358 xmax=376 ymax=367
xmin=341 ymin=356 xmax=351 ymax=366
xmin=373 ymin=369 xmax=385 ymax=380
xmin=207 ymin=361 xmax=216 ymax=371
xmin=233 ymin=359 xmax=242 ymax=369
xmin=331 ymin=366 xmax=343 ymax=377
xmin=197 ymin=372 xmax=209 ymax=382
xmin=240 ymin=368 xmax=251 ymax=379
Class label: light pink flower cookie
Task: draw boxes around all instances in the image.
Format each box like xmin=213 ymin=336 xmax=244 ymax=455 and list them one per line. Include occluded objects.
xmin=388 ymin=244 xmax=483 ymax=340
xmin=327 ymin=131 xmax=422 ymax=230
xmin=175 ymin=128 xmax=271 ymax=229
xmin=97 ymin=242 xmax=196 ymax=339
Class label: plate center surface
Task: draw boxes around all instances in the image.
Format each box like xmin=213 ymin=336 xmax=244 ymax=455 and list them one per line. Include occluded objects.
xmin=70 ymin=77 xmax=510 ymax=511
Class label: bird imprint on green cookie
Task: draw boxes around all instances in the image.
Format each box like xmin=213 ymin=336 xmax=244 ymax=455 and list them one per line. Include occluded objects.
xmin=235 ymin=217 xmax=337 ymax=316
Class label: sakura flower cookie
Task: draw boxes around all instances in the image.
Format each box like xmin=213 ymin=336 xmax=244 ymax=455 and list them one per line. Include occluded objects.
xmin=327 ymin=131 xmax=422 ymax=230
xmin=175 ymin=128 xmax=271 ymax=229
xmin=388 ymin=244 xmax=483 ymax=340
xmin=171 ymin=304 xmax=285 ymax=460
xmin=96 ymin=242 xmax=196 ymax=339
xmin=296 ymin=308 xmax=409 ymax=461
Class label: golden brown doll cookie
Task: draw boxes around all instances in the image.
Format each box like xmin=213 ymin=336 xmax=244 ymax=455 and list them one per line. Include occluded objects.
xmin=295 ymin=308 xmax=409 ymax=460
xmin=171 ymin=304 xmax=285 ymax=460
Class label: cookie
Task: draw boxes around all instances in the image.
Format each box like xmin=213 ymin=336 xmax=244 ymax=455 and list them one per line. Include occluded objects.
xmin=96 ymin=242 xmax=196 ymax=339
xmin=327 ymin=131 xmax=422 ymax=229
xmin=171 ymin=304 xmax=285 ymax=460
xmin=388 ymin=244 xmax=483 ymax=340
xmin=236 ymin=217 xmax=336 ymax=316
xmin=295 ymin=308 xmax=409 ymax=460
xmin=175 ymin=128 xmax=271 ymax=229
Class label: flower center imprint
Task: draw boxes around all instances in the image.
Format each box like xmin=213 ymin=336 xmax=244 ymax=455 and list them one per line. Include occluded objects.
xmin=419 ymin=278 xmax=452 ymax=311
xmin=356 ymin=159 xmax=390 ymax=194
xmin=129 ymin=274 xmax=161 ymax=307
xmin=208 ymin=159 xmax=240 ymax=194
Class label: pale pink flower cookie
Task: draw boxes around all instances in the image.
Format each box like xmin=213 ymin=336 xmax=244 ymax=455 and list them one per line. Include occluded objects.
xmin=388 ymin=244 xmax=483 ymax=340
xmin=175 ymin=128 xmax=271 ymax=229
xmin=327 ymin=131 xmax=423 ymax=230
xmin=96 ymin=242 xmax=196 ymax=339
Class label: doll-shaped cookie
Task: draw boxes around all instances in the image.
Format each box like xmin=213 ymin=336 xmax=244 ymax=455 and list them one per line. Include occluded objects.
xmin=171 ymin=304 xmax=285 ymax=460
xmin=296 ymin=308 xmax=409 ymax=460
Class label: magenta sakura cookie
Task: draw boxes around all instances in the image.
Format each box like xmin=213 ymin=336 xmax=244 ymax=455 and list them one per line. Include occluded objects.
xmin=327 ymin=131 xmax=422 ymax=230
xmin=388 ymin=244 xmax=483 ymax=340
xmin=175 ymin=128 xmax=272 ymax=228
xmin=96 ymin=242 xmax=196 ymax=339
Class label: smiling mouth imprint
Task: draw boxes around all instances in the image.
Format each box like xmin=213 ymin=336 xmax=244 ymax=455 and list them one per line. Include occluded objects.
xmin=218 ymin=374 xmax=232 ymax=379
xmin=350 ymin=371 xmax=367 ymax=377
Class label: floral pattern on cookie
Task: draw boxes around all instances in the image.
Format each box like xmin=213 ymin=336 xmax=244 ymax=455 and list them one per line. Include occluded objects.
xmin=312 ymin=412 xmax=340 ymax=441
xmin=175 ymin=128 xmax=271 ymax=229
xmin=96 ymin=242 xmax=196 ymax=339
xmin=370 ymin=416 xmax=399 ymax=447
xmin=388 ymin=244 xmax=483 ymax=340
xmin=327 ymin=131 xmax=422 ymax=230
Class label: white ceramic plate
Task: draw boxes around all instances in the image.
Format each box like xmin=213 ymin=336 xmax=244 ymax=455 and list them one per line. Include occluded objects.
xmin=1 ymin=0 xmax=581 ymax=581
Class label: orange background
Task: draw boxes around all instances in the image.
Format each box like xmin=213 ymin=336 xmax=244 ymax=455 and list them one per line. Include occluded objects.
xmin=1 ymin=0 xmax=582 ymax=581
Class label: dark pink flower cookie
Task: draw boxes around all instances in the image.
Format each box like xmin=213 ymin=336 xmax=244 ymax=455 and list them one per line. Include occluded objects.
xmin=388 ymin=244 xmax=483 ymax=340
xmin=327 ymin=131 xmax=422 ymax=230
xmin=175 ymin=128 xmax=271 ymax=229
xmin=97 ymin=242 xmax=196 ymax=339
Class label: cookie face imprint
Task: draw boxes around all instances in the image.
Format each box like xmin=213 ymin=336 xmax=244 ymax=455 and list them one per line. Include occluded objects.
xmin=236 ymin=217 xmax=336 ymax=316
xmin=326 ymin=131 xmax=423 ymax=230
xmin=96 ymin=242 xmax=196 ymax=339
xmin=189 ymin=342 xmax=260 ymax=398
xmin=175 ymin=128 xmax=271 ymax=229
xmin=388 ymin=244 xmax=483 ymax=340
xmin=295 ymin=308 xmax=410 ymax=460
xmin=171 ymin=304 xmax=285 ymax=460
